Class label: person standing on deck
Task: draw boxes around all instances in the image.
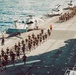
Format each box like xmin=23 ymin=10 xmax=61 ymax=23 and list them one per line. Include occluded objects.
xmin=50 ymin=25 xmax=52 ymax=30
xmin=1 ymin=33 xmax=5 ymax=46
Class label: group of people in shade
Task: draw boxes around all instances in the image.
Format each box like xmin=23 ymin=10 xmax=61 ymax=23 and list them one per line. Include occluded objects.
xmin=0 ymin=25 xmax=52 ymax=70
xmin=59 ymin=6 xmax=76 ymax=22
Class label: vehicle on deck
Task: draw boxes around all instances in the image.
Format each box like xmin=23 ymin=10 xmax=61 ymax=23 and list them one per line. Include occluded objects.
xmin=45 ymin=4 xmax=63 ymax=17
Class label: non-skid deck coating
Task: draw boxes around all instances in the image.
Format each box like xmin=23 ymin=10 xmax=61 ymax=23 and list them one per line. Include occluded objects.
xmin=0 ymin=39 xmax=76 ymax=75
xmin=51 ymin=30 xmax=76 ymax=40
xmin=0 ymin=16 xmax=76 ymax=75
xmin=5 ymin=60 xmax=40 ymax=68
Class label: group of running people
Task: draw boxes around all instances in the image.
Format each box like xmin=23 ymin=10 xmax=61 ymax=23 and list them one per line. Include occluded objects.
xmin=0 ymin=27 xmax=52 ymax=70
xmin=59 ymin=6 xmax=76 ymax=22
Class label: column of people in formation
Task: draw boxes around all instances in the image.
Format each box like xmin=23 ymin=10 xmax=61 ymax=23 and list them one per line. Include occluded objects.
xmin=0 ymin=26 xmax=52 ymax=70
xmin=59 ymin=6 xmax=76 ymax=22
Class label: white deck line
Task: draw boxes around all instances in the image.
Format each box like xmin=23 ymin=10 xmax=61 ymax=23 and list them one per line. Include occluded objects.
xmin=5 ymin=60 xmax=41 ymax=68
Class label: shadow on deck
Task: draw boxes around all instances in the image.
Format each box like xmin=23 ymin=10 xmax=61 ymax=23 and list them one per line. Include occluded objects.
xmin=0 ymin=39 xmax=76 ymax=75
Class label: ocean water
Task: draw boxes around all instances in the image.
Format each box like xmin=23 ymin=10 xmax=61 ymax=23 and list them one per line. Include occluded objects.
xmin=0 ymin=0 xmax=76 ymax=32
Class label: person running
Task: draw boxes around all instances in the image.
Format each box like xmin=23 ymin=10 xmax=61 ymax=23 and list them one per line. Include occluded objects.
xmin=9 ymin=50 xmax=13 ymax=59
xmin=37 ymin=34 xmax=40 ymax=41
xmin=32 ymin=33 xmax=35 ymax=39
xmin=0 ymin=55 xmax=3 ymax=71
xmin=25 ymin=38 xmax=28 ymax=44
xmin=1 ymin=48 xmax=5 ymax=57
xmin=22 ymin=54 xmax=27 ymax=65
xmin=41 ymin=29 xmax=44 ymax=35
xmin=1 ymin=56 xmax=6 ymax=69
xmin=28 ymin=41 xmax=31 ymax=52
xmin=16 ymin=49 xmax=20 ymax=61
xmin=28 ymin=35 xmax=31 ymax=40
xmin=18 ymin=41 xmax=21 ymax=47
xmin=45 ymin=33 xmax=47 ymax=40
xmin=18 ymin=46 xmax=20 ymax=52
xmin=35 ymin=38 xmax=38 ymax=47
xmin=14 ymin=43 xmax=18 ymax=51
xmin=42 ymin=35 xmax=45 ymax=42
xmin=4 ymin=53 xmax=8 ymax=64
xmin=47 ymin=29 xmax=51 ymax=37
xmin=6 ymin=47 xmax=9 ymax=55
xmin=33 ymin=39 xmax=36 ymax=49
xmin=21 ymin=39 xmax=24 ymax=45
xmin=22 ymin=44 xmax=25 ymax=54
xmin=11 ymin=53 xmax=15 ymax=65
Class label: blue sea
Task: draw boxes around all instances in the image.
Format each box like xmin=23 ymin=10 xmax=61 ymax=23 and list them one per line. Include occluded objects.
xmin=0 ymin=0 xmax=76 ymax=32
